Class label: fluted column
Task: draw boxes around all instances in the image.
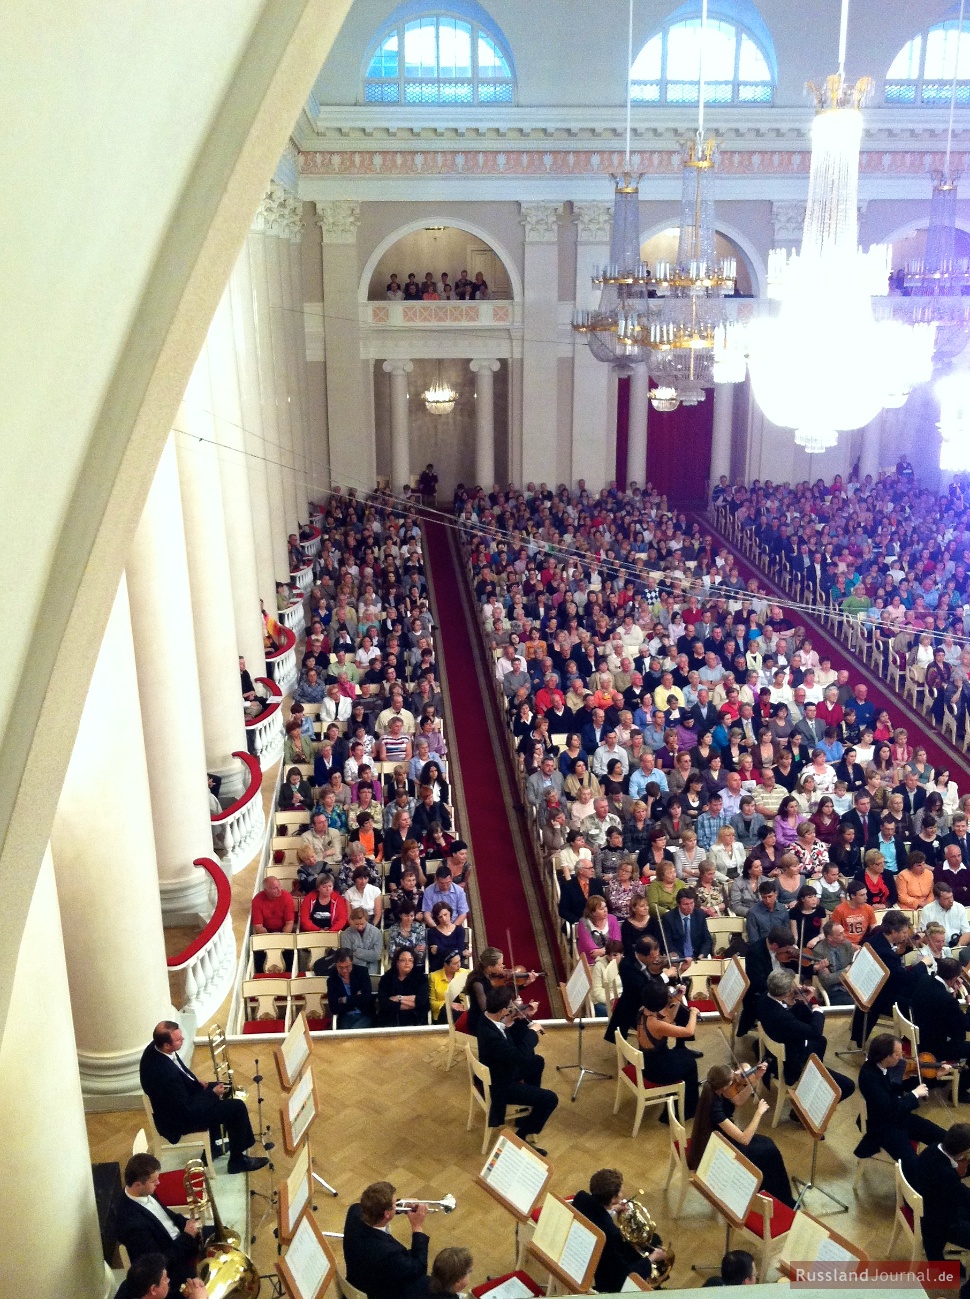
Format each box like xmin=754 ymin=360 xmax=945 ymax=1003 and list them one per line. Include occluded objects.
xmin=383 ymin=359 xmax=413 ymax=494
xmin=176 ymin=352 xmax=248 ymax=799
xmin=283 ymin=195 xmax=311 ymax=517
xmin=248 ymin=214 xmax=290 ymax=581
xmin=229 ymin=238 xmax=279 ymax=618
xmin=127 ymin=435 xmax=217 ymax=922
xmin=470 ymin=359 xmax=500 ymax=488
xmin=207 ymin=282 xmax=267 ymax=677
xmin=572 ymin=202 xmax=614 ymax=490
xmin=711 ymin=381 xmax=735 ymax=486
xmin=628 ymin=364 xmax=650 ymax=488
xmin=0 ymin=851 xmax=106 ymax=1289
xmin=521 ymin=202 xmax=562 ymax=485
xmin=51 ymin=576 xmax=174 ymax=1104
xmin=264 ymin=212 xmax=300 ymax=532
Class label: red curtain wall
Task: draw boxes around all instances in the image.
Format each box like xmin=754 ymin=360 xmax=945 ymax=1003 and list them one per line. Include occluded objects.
xmin=614 ymin=380 xmax=714 ymax=505
xmin=615 ymin=374 xmax=631 ymax=487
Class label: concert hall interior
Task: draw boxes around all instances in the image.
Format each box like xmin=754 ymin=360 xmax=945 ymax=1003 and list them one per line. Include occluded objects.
xmin=11 ymin=0 xmax=970 ymax=1296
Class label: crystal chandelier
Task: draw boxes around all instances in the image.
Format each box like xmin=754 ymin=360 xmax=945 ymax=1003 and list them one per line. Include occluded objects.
xmin=937 ymin=371 xmax=970 ymax=471
xmin=747 ymin=0 xmax=925 ymax=453
xmin=421 ymin=364 xmax=457 ymax=415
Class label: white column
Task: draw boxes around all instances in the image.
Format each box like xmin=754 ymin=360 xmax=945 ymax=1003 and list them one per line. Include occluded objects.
xmin=572 ymin=202 xmax=614 ymax=490
xmin=520 ymin=203 xmax=562 ymax=486
xmin=284 ymin=197 xmax=311 ymax=517
xmin=248 ymin=217 xmax=291 ymax=582
xmin=229 ymin=237 xmax=279 ymax=619
xmin=628 ymin=364 xmax=650 ymax=489
xmin=0 ymin=851 xmax=106 ymax=1291
xmin=711 ymin=381 xmax=735 ymax=486
xmin=318 ymin=201 xmax=374 ymax=491
xmin=264 ymin=216 xmax=300 ymax=532
xmin=859 ymin=412 xmax=882 ymax=482
xmin=383 ymin=359 xmax=413 ymax=494
xmin=207 ymin=284 xmax=267 ymax=677
xmin=51 ymin=576 xmax=174 ymax=1104
xmin=127 ymin=435 xmax=217 ymax=922
xmin=470 ymin=359 xmax=500 ymax=488
xmin=176 ymin=352 xmax=248 ymax=799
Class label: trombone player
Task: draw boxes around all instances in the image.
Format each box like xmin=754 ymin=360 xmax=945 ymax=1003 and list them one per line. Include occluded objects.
xmin=111 ymin=1155 xmax=205 ymax=1293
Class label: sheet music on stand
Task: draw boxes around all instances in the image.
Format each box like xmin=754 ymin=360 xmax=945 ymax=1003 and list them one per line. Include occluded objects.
xmin=477 ymin=1128 xmax=551 ymax=1221
xmin=840 ymin=942 xmax=889 ymax=1011
xmin=691 ymin=1132 xmax=762 ymax=1227
xmin=712 ymin=955 xmax=749 ymax=1023
xmin=527 ymin=1193 xmax=605 ymax=1293
xmin=278 ymin=1141 xmax=312 ymax=1243
xmin=561 ymin=956 xmax=593 ymax=1021
xmin=280 ymin=1064 xmax=318 ymax=1155
xmin=789 ymin=1055 xmax=841 ymax=1139
xmin=275 ymin=1011 xmax=312 ymax=1089
xmin=777 ymin=1209 xmax=867 ymax=1275
xmin=276 ymin=1209 xmax=336 ymax=1299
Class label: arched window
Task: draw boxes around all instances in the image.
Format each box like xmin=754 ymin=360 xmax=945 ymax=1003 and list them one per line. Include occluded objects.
xmin=363 ymin=8 xmax=514 ymax=105
xmin=886 ymin=19 xmax=970 ymax=104
xmin=631 ymin=1 xmax=775 ymax=104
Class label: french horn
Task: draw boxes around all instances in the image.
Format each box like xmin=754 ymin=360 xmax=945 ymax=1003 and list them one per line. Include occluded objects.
xmin=615 ymin=1189 xmax=675 ymax=1286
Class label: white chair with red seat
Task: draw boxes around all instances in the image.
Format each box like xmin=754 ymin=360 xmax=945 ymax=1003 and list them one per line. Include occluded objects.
xmin=728 ymin=1190 xmax=795 ymax=1280
xmin=139 ymin=1098 xmax=209 ymax=1163
xmin=664 ymin=1096 xmax=697 ymax=1216
xmin=465 ymin=1044 xmax=531 ymax=1154
xmin=613 ymin=1033 xmax=685 ymax=1138
xmin=443 ymin=968 xmax=470 ymax=1070
xmin=887 ymin=1159 xmax=925 ymax=1263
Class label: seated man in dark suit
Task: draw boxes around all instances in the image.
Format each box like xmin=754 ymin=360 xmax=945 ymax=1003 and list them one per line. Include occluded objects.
xmin=910 ymin=957 xmax=970 ymax=1068
xmin=914 ymin=1122 xmax=970 ymax=1261
xmin=139 ymin=1022 xmax=267 ymax=1175
xmin=855 ymin=1033 xmax=945 ymax=1185
xmin=737 ymin=925 xmax=798 ymax=1038
xmin=111 ymin=1154 xmax=203 ymax=1292
xmin=572 ymin=1168 xmax=665 ymax=1292
xmin=327 ymin=948 xmax=376 ymax=1030
xmin=605 ymin=936 xmax=657 ymax=1044
xmin=758 ymin=969 xmax=855 ymax=1105
xmin=343 ymin=1181 xmax=430 ymax=1299
xmin=114 ymin=1252 xmax=206 ymax=1299
xmin=661 ymin=889 xmax=713 ymax=962
xmin=850 ymin=910 xmax=929 ymax=1046
xmin=557 ymin=857 xmax=605 ymax=926
xmin=476 ymin=985 xmax=558 ymax=1155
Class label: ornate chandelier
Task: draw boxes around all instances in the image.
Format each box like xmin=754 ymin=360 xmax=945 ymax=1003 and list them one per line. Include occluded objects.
xmin=421 ymin=363 xmax=457 ymax=415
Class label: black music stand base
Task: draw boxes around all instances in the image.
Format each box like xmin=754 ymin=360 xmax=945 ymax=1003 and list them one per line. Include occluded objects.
xmin=556 ymin=1018 xmax=611 ymax=1101
xmin=794 ymin=1138 xmax=849 ymax=1214
xmin=836 ymin=1008 xmax=869 ymax=1062
xmin=692 ymin=1221 xmax=732 ymax=1274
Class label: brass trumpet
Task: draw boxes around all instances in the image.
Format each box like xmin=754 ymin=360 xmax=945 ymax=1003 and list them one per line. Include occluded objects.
xmin=182 ymin=1159 xmax=260 ymax=1299
xmin=395 ymin=1194 xmax=457 ymax=1214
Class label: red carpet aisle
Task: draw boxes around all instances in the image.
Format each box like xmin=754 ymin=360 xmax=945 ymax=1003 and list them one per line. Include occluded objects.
xmin=700 ymin=513 xmax=970 ymax=782
xmin=423 ymin=518 xmax=560 ymax=1016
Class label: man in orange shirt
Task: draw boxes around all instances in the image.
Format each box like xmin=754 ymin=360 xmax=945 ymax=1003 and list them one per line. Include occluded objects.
xmin=831 ymin=879 xmax=876 ymax=947
xmin=251 ymin=875 xmax=295 ymax=972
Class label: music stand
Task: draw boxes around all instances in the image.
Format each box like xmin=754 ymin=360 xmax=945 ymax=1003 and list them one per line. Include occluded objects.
xmin=276 ymin=1208 xmax=336 ymax=1299
xmin=275 ymin=1011 xmax=312 ymax=1089
xmin=557 ymin=956 xmax=611 ymax=1101
xmin=689 ymin=1133 xmax=763 ymax=1274
xmin=777 ymin=1208 xmax=867 ymax=1278
xmin=476 ymin=1127 xmax=552 ymax=1268
xmin=835 ymin=942 xmax=889 ymax=1061
xmin=278 ymin=1142 xmax=312 ymax=1245
xmin=527 ymin=1192 xmax=606 ymax=1294
xmin=711 ymin=954 xmax=750 ymax=1051
xmin=279 ymin=1065 xmax=318 ymax=1156
xmin=788 ymin=1054 xmax=847 ymax=1214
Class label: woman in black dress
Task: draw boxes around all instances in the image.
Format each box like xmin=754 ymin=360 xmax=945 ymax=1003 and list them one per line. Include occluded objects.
xmin=376 ymin=949 xmax=430 ymax=1027
xmin=689 ymin=1063 xmax=795 ymax=1206
xmin=637 ymin=981 xmax=700 ymax=1119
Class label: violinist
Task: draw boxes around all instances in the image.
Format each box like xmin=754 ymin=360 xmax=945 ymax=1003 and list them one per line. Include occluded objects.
xmin=477 ymin=986 xmax=557 ymax=1156
xmin=912 ymin=921 xmax=957 ymax=975
xmin=605 ymin=936 xmax=690 ymax=1044
xmin=758 ymin=969 xmax=855 ymax=1105
xmin=737 ymin=925 xmax=798 ymax=1037
xmin=913 ymin=1122 xmax=970 ymax=1262
xmin=689 ymin=1064 xmax=795 ymax=1207
xmin=464 ymin=947 xmax=539 ymax=1036
xmin=850 ymin=909 xmax=929 ymax=1047
xmin=856 ymin=1033 xmax=945 ymax=1186
xmin=637 ymin=981 xmax=700 ymax=1119
xmin=910 ymin=958 xmax=970 ymax=1079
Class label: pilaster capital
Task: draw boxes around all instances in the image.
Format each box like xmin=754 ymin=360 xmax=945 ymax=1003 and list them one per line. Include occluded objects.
xmin=771 ymin=201 xmax=805 ymax=247
xmin=281 ymin=193 xmax=305 ymax=242
xmin=315 ymin=199 xmax=361 ymax=244
xmin=252 ymin=180 xmax=294 ymax=238
xmin=520 ymin=202 xmax=563 ymax=243
xmin=470 ymin=359 xmax=501 ymax=374
xmin=573 ymin=201 xmax=613 ymax=244
xmin=382 ymin=359 xmax=414 ymax=376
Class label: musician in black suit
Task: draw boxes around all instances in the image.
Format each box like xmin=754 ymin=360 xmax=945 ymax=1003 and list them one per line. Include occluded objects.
xmin=661 ymin=890 xmax=713 ymax=960
xmin=910 ymin=957 xmax=970 ymax=1064
xmin=476 ymin=985 xmax=558 ymax=1153
xmin=604 ymin=935 xmax=678 ymax=1043
xmin=139 ymin=1022 xmax=266 ymax=1175
xmin=855 ymin=1033 xmax=945 ymax=1185
xmin=111 ymin=1155 xmax=203 ymax=1292
xmin=572 ymin=1169 xmax=663 ymax=1292
xmin=850 ymin=911 xmax=929 ymax=1046
xmin=914 ymin=1122 xmax=970 ymax=1260
xmin=758 ymin=969 xmax=855 ymax=1102
xmin=737 ymin=925 xmax=799 ymax=1038
xmin=114 ymin=1253 xmax=207 ymax=1299
xmin=343 ymin=1182 xmax=430 ymax=1299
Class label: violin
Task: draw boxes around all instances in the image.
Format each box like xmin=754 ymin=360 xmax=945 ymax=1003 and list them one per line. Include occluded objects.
xmin=488 ymin=965 xmax=543 ymax=988
xmin=901 ymin=1052 xmax=964 ymax=1083
xmin=723 ymin=1062 xmax=767 ymax=1105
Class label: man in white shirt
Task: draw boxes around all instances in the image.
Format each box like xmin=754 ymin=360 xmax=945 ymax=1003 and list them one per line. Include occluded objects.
xmin=113 ymin=1153 xmax=202 ymax=1291
xmin=922 ymin=883 xmax=970 ymax=946
xmin=592 ymin=732 xmax=630 ymax=778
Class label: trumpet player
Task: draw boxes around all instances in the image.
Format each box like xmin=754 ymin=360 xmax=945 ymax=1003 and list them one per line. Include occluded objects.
xmin=343 ymin=1181 xmax=430 ymax=1299
xmin=572 ymin=1169 xmax=664 ymax=1293
xmin=111 ymin=1155 xmax=204 ymax=1293
xmin=113 ymin=1252 xmax=206 ymax=1299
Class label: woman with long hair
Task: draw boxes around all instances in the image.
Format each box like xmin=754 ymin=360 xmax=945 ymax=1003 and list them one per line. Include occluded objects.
xmin=728 ymin=857 xmax=763 ymax=918
xmin=637 ymin=981 xmax=699 ymax=1119
xmin=688 ymin=1064 xmax=794 ymax=1206
xmin=774 ymin=795 xmax=806 ymax=848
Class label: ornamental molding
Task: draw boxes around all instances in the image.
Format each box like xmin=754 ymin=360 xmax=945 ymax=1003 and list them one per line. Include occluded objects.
xmin=520 ymin=201 xmax=562 ymax=242
xmin=573 ymin=201 xmax=613 ymax=244
xmin=252 ymin=180 xmax=294 ymax=237
xmin=315 ymin=199 xmax=361 ymax=244
xmin=771 ymin=201 xmax=805 ymax=246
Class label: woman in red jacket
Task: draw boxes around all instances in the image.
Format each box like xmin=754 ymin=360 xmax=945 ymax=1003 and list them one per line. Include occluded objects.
xmin=300 ymin=873 xmax=349 ymax=933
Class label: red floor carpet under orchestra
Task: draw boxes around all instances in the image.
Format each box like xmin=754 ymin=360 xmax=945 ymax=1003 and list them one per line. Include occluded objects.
xmin=423 ymin=518 xmax=557 ymax=1016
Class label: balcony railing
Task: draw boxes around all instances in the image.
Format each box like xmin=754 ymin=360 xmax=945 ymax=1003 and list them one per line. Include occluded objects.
xmin=300 ymin=526 xmax=321 ymax=560
xmin=211 ymin=750 xmax=265 ymax=873
xmin=290 ymin=564 xmax=313 ymax=595
xmin=362 ymin=300 xmax=517 ymax=328
xmin=278 ymin=598 xmax=306 ymax=640
xmin=245 ymin=676 xmax=285 ymax=768
xmin=168 ymin=858 xmax=236 ymax=1025
xmin=265 ymin=625 xmax=298 ymax=695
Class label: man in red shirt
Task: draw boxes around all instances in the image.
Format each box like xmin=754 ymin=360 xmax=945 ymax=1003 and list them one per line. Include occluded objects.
xmin=251 ymin=876 xmax=295 ymax=972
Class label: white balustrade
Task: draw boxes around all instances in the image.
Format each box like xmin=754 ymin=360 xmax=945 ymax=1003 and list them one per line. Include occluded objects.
xmin=300 ymin=530 xmax=321 ymax=560
xmin=168 ymin=860 xmax=237 ymax=1026
xmin=212 ymin=752 xmax=265 ymax=874
xmin=266 ymin=641 xmax=298 ymax=696
xmin=278 ymin=599 xmax=305 ymax=639
xmin=290 ymin=564 xmax=313 ymax=594
xmin=246 ymin=686 xmax=285 ymax=768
